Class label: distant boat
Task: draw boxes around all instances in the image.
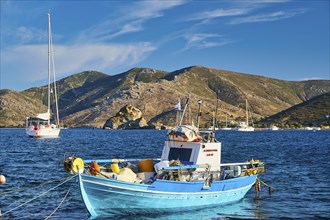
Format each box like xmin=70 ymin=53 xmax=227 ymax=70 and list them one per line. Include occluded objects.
xmin=208 ymin=126 xmax=219 ymax=130
xmin=25 ymin=13 xmax=60 ymax=138
xmin=236 ymin=100 xmax=255 ymax=132
xmin=220 ymin=113 xmax=232 ymax=130
xmin=63 ymin=98 xmax=266 ymax=218
xmin=270 ymin=125 xmax=279 ymax=131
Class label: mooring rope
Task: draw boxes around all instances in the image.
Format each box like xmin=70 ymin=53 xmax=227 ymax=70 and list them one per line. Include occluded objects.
xmin=1 ymin=174 xmax=77 ymax=217
xmin=0 ymin=176 xmax=71 ymax=195
xmin=257 ymin=177 xmax=275 ymax=190
xmin=45 ymin=188 xmax=70 ymax=220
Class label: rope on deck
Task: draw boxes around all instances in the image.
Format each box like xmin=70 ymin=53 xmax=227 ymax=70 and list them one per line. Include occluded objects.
xmin=1 ymin=174 xmax=77 ymax=217
xmin=45 ymin=188 xmax=70 ymax=220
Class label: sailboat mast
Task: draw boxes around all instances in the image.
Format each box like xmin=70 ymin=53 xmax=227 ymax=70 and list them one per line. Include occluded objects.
xmin=246 ymin=99 xmax=248 ymax=126
xmin=47 ymin=13 xmax=51 ymax=125
xmin=212 ymin=90 xmax=219 ymax=133
xmin=49 ymin=14 xmax=60 ymax=127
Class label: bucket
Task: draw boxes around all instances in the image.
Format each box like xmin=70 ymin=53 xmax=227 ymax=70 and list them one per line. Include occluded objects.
xmin=138 ymin=159 xmax=154 ymax=172
xmin=111 ymin=163 xmax=120 ymax=174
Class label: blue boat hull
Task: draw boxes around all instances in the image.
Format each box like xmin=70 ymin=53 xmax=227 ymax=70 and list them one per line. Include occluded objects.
xmin=79 ymin=174 xmax=257 ymax=217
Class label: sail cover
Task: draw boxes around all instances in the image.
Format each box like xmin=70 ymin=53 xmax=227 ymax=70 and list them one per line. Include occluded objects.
xmin=36 ymin=112 xmax=50 ymax=120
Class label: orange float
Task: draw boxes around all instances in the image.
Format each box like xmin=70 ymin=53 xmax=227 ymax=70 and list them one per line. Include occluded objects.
xmin=90 ymin=161 xmax=100 ymax=175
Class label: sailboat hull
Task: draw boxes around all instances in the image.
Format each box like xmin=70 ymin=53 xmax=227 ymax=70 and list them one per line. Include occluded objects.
xmin=26 ymin=126 xmax=60 ymax=138
xmin=79 ymin=173 xmax=257 ymax=217
xmin=236 ymin=127 xmax=255 ymax=132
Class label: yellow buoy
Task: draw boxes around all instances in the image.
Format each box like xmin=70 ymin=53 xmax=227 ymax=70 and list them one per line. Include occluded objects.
xmin=111 ymin=163 xmax=120 ymax=174
xmin=72 ymin=158 xmax=84 ymax=173
xmin=0 ymin=175 xmax=6 ymax=184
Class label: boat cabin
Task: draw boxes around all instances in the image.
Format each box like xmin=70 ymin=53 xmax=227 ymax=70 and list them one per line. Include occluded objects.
xmin=161 ymin=126 xmax=221 ymax=172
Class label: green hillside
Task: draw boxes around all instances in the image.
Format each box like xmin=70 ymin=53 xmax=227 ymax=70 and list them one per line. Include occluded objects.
xmin=261 ymin=92 xmax=330 ymax=128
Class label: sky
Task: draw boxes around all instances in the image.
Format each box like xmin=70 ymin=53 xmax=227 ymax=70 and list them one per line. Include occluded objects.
xmin=1 ymin=0 xmax=329 ymax=91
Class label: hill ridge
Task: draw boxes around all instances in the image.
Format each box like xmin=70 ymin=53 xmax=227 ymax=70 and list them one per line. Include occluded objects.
xmin=1 ymin=66 xmax=329 ymax=127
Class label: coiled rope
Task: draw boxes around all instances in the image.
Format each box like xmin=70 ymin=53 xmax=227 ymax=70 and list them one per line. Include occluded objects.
xmin=1 ymin=174 xmax=77 ymax=217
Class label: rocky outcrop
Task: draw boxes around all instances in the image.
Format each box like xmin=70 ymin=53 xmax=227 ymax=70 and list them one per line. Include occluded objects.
xmin=103 ymin=104 xmax=148 ymax=129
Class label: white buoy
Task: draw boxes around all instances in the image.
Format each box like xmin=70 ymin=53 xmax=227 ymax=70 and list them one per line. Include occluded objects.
xmin=0 ymin=175 xmax=6 ymax=184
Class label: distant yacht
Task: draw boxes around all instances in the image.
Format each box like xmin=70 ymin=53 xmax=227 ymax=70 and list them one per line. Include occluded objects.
xmin=220 ymin=113 xmax=232 ymax=130
xmin=236 ymin=99 xmax=255 ymax=132
xmin=25 ymin=13 xmax=60 ymax=138
xmin=270 ymin=125 xmax=279 ymax=131
xmin=208 ymin=126 xmax=219 ymax=130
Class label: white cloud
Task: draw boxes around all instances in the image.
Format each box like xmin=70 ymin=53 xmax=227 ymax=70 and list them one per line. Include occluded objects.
xmin=77 ymin=0 xmax=186 ymax=43
xmin=180 ymin=33 xmax=233 ymax=52
xmin=188 ymin=8 xmax=250 ymax=21
xmin=228 ymin=9 xmax=306 ymax=25
xmin=2 ymin=43 xmax=156 ymax=83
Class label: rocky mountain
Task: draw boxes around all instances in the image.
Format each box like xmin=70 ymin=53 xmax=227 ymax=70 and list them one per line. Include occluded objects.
xmin=261 ymin=92 xmax=330 ymax=128
xmin=1 ymin=66 xmax=329 ymax=128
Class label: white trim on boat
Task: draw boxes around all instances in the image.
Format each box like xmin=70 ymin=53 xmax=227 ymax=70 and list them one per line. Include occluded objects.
xmin=81 ymin=178 xmax=255 ymax=195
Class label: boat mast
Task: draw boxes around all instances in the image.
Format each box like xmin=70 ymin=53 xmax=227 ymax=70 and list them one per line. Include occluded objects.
xmin=245 ymin=99 xmax=249 ymax=126
xmin=47 ymin=13 xmax=51 ymax=126
xmin=196 ymin=100 xmax=202 ymax=128
xmin=212 ymin=90 xmax=219 ymax=133
xmin=179 ymin=95 xmax=190 ymax=126
xmin=49 ymin=13 xmax=60 ymax=127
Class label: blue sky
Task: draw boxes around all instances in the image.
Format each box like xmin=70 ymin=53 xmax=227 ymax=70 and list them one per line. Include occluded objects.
xmin=1 ymin=0 xmax=329 ymax=91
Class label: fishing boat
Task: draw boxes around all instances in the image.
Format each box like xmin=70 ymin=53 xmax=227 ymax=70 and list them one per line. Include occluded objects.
xmin=64 ymin=98 xmax=265 ymax=217
xmin=26 ymin=13 xmax=60 ymax=138
xmin=236 ymin=99 xmax=254 ymax=132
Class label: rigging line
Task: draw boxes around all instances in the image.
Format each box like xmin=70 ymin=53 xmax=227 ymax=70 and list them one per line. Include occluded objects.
xmin=45 ymin=188 xmax=70 ymax=220
xmin=0 ymin=176 xmax=71 ymax=195
xmin=1 ymin=174 xmax=77 ymax=216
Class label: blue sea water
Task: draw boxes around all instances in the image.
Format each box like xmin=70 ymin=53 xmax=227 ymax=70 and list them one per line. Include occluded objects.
xmin=0 ymin=128 xmax=329 ymax=219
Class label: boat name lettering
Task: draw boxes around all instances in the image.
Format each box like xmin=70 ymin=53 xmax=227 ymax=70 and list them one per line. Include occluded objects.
xmin=203 ymin=149 xmax=218 ymax=152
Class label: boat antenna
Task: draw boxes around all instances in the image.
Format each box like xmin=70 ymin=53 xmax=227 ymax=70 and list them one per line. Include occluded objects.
xmin=179 ymin=95 xmax=190 ymax=126
xmin=196 ymin=99 xmax=203 ymax=128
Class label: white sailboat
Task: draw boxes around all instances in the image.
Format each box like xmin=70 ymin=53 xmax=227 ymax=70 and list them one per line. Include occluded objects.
xmin=236 ymin=99 xmax=255 ymax=132
xmin=220 ymin=113 xmax=232 ymax=130
xmin=26 ymin=13 xmax=60 ymax=138
xmin=270 ymin=125 xmax=279 ymax=131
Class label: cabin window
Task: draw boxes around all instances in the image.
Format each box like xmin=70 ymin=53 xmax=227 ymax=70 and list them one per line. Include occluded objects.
xmin=168 ymin=148 xmax=192 ymax=162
